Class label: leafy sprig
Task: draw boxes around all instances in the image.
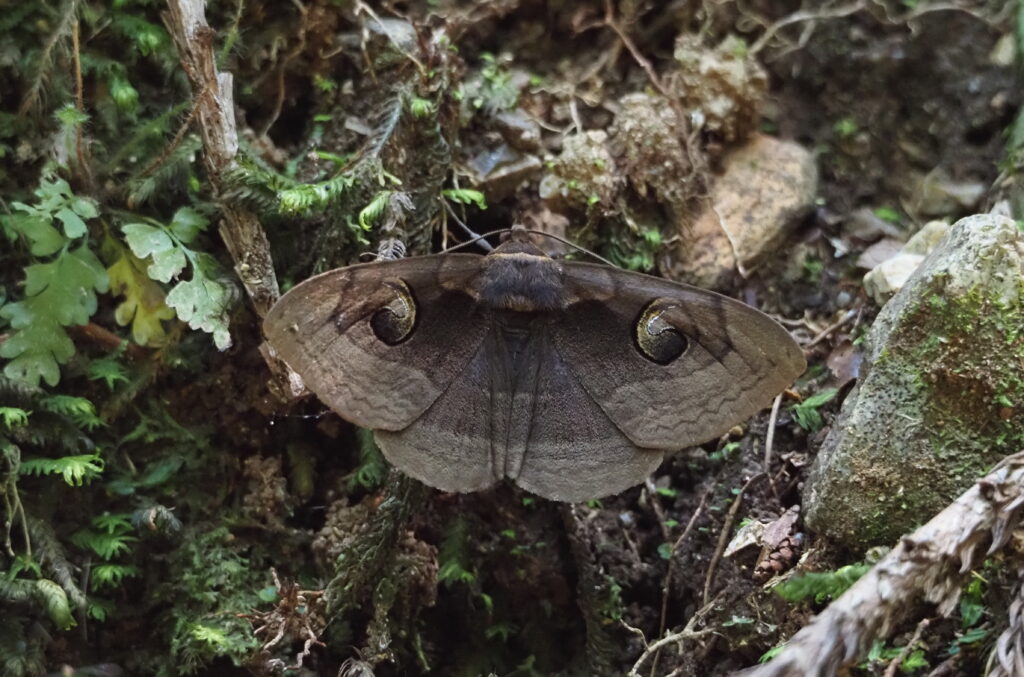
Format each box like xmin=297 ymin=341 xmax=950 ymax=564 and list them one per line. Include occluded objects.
xmin=122 ymin=207 xmax=233 ymax=349
xmin=0 ymin=176 xmax=108 ymax=386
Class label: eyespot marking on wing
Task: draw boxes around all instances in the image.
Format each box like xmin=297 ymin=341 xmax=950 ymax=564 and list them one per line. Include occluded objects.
xmin=634 ymin=299 xmax=689 ymax=365
xmin=368 ymin=279 xmax=418 ymax=345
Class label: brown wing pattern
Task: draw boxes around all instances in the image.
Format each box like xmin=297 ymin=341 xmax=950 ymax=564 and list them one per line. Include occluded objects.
xmin=552 ymin=263 xmax=806 ymax=450
xmin=514 ymin=333 xmax=664 ymax=502
xmin=263 ymin=254 xmax=488 ymax=431
xmin=374 ymin=336 xmax=501 ymax=493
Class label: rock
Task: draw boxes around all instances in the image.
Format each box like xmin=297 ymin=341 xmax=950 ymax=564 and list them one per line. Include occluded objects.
xmin=913 ymin=170 xmax=988 ymax=217
xmin=467 ymin=143 xmax=542 ymax=202
xmin=844 ymin=207 xmax=907 ymax=241
xmin=862 ymin=221 xmax=950 ymax=304
xmin=902 ymin=220 xmax=951 ymax=254
xmin=538 ymin=130 xmax=618 ymax=210
xmin=669 ymin=34 xmax=767 ymax=144
xmin=855 ymin=238 xmax=904 ymax=269
xmin=804 ymin=214 xmax=1024 ymax=550
xmin=669 ymin=134 xmax=818 ymax=288
xmin=608 ymin=93 xmax=701 ymax=215
xmin=862 ymin=253 xmax=925 ymax=303
xmin=494 ymin=110 xmax=541 ymax=152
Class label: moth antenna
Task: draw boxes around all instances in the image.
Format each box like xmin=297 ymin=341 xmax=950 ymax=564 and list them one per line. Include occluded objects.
xmin=517 ymin=228 xmax=618 ymax=267
xmin=439 ymin=227 xmax=511 ymax=253
xmin=442 ymin=199 xmax=495 ymax=252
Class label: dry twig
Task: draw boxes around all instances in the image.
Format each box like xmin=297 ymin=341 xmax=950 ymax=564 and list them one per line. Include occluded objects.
xmin=626 ymin=596 xmax=720 ymax=677
xmin=704 ymin=474 xmax=764 ymax=605
xmin=653 ymin=489 xmax=712 ymax=673
xmin=164 ymin=0 xmax=280 ymax=318
xmin=763 ymin=393 xmax=783 ymax=496
xmin=882 ymin=617 xmax=930 ymax=677
xmin=988 ymin=564 xmax=1024 ymax=677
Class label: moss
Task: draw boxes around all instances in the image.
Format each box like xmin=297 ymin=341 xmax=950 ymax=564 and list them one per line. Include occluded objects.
xmin=884 ymin=272 xmax=1024 ymax=507
xmin=811 ymin=249 xmax=1024 ymax=549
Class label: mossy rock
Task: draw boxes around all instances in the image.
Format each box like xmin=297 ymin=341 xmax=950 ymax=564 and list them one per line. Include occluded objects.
xmin=804 ymin=214 xmax=1024 ymax=550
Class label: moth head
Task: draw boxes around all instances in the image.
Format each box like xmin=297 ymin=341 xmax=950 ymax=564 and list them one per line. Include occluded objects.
xmin=635 ymin=300 xmax=689 ymax=364
xmin=367 ymin=279 xmax=417 ymax=345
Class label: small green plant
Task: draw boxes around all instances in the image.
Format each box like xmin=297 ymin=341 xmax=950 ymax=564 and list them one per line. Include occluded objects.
xmin=465 ymin=52 xmax=518 ymax=112
xmin=861 ymin=639 xmax=928 ymax=673
xmin=438 ymin=517 xmax=476 ymax=585
xmin=155 ymin=527 xmax=262 ymax=675
xmin=791 ymin=388 xmax=839 ymax=432
xmin=607 ymin=224 xmax=665 ymax=272
xmin=0 ymin=175 xmax=108 ymax=386
xmin=946 ymin=572 xmax=990 ymax=653
xmin=774 ymin=563 xmax=870 ymax=604
xmin=802 ymin=257 xmax=825 ymax=283
xmin=874 ymin=205 xmax=902 ymax=224
xmin=600 ymin=575 xmax=624 ymax=622
xmin=348 ymin=428 xmax=387 ymax=490
xmin=121 ymin=207 xmax=233 ymax=349
xmin=833 ymin=117 xmax=859 ymax=138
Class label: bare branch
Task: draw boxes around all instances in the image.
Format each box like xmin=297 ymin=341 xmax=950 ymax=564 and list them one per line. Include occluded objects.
xmin=735 ymin=452 xmax=1024 ymax=677
xmin=164 ymin=0 xmax=280 ymax=318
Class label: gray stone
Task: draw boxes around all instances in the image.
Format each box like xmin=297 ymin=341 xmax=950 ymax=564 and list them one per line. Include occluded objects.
xmin=467 ymin=144 xmax=542 ymax=202
xmin=804 ymin=214 xmax=1024 ymax=549
xmin=862 ymin=221 xmax=950 ymax=304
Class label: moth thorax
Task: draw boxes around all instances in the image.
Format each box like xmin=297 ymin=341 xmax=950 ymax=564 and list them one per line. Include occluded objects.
xmin=478 ymin=253 xmax=565 ymax=312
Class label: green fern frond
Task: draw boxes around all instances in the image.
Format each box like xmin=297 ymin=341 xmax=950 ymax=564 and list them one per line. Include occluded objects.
xmin=0 ymin=576 xmax=36 ymax=603
xmin=93 ymin=512 xmax=133 ymax=534
xmin=26 ymin=517 xmax=86 ymax=609
xmin=438 ymin=516 xmax=475 ymax=586
xmin=0 ymin=614 xmax=47 ymax=677
xmin=87 ymin=354 xmax=130 ymax=391
xmin=41 ymin=395 xmax=104 ymax=431
xmin=70 ymin=527 xmax=136 ymax=560
xmin=125 ymin=136 xmax=201 ymax=208
xmin=358 ymin=191 xmax=392 ymax=230
xmin=91 ymin=563 xmax=141 ymax=589
xmin=348 ymin=428 xmax=387 ymax=491
xmin=20 ymin=453 xmax=104 ymax=486
xmin=279 ymin=173 xmax=356 ymax=214
xmin=87 ymin=596 xmax=115 ymax=621
xmin=18 ymin=0 xmax=79 ymax=116
xmin=442 ymin=188 xmax=487 ymax=210
xmin=0 ymin=407 xmax=30 ymax=429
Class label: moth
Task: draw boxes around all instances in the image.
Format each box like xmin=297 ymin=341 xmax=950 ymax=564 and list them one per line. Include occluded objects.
xmin=264 ymin=229 xmax=805 ymax=502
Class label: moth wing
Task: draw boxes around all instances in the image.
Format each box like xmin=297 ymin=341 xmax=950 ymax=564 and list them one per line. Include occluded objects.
xmin=552 ymin=263 xmax=806 ymax=450
xmin=263 ymin=254 xmax=488 ymax=431
xmin=374 ymin=336 xmax=500 ymax=493
xmin=514 ymin=335 xmax=663 ymax=502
